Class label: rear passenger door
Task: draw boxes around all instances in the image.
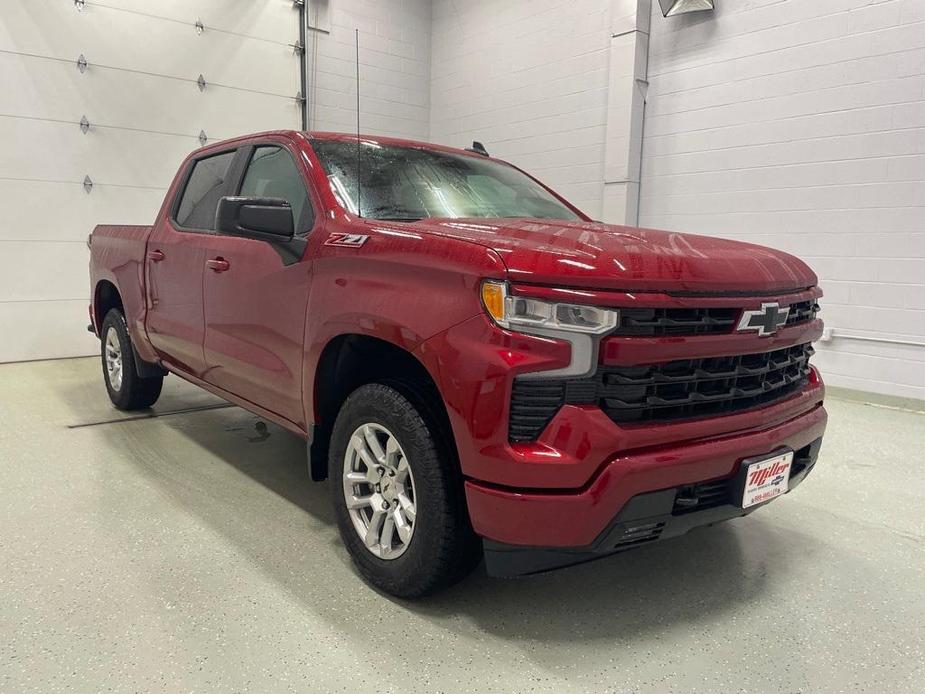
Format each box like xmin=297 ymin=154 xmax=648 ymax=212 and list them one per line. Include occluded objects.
xmin=146 ymin=149 xmax=237 ymax=377
xmin=200 ymin=143 xmax=315 ymax=425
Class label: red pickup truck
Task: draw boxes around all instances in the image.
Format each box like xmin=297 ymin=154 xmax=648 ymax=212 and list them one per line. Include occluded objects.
xmin=89 ymin=130 xmax=826 ymax=597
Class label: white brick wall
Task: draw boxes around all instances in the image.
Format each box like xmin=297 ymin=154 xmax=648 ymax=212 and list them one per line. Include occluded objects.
xmin=429 ymin=0 xmax=612 ymax=218
xmin=305 ymin=0 xmax=431 ymax=139
xmin=428 ymin=0 xmax=924 ymax=400
xmin=638 ymin=0 xmax=925 ymax=401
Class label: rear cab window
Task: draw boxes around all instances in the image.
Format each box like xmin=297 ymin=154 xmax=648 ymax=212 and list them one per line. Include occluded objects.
xmin=173 ymin=150 xmax=236 ymax=230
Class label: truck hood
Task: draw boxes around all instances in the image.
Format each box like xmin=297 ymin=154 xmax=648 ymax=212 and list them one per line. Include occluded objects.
xmin=403 ymin=218 xmax=817 ymax=294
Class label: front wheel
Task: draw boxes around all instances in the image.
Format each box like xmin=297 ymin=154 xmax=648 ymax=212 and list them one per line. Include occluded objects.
xmin=329 ymin=382 xmax=479 ymax=598
xmin=100 ymin=308 xmax=163 ymax=410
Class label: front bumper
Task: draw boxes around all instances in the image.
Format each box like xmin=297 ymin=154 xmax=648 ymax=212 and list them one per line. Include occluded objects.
xmin=464 ymin=403 xmax=826 ymax=549
xmin=484 ymin=436 xmax=823 ymax=577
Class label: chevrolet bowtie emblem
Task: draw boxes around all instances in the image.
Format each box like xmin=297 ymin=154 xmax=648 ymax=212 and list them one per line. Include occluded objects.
xmin=737 ymin=302 xmax=790 ymax=336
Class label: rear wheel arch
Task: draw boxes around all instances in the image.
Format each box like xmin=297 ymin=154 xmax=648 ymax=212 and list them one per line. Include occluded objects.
xmin=308 ymin=334 xmax=458 ymax=483
xmin=93 ymin=280 xmax=164 ymax=379
xmin=93 ymin=280 xmax=123 ymax=332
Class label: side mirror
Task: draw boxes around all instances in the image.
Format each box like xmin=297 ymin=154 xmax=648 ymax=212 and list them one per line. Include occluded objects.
xmin=215 ymin=196 xmax=294 ymax=241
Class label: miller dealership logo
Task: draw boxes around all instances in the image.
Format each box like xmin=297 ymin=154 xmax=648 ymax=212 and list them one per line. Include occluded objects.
xmin=748 ymin=460 xmax=790 ymax=487
xmin=737 ymin=302 xmax=790 ymax=336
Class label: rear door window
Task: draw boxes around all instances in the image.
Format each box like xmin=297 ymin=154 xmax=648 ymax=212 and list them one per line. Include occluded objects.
xmin=175 ymin=150 xmax=236 ymax=230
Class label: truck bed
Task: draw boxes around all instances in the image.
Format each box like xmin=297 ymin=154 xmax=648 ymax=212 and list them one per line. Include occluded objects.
xmin=88 ymin=224 xmax=153 ymax=349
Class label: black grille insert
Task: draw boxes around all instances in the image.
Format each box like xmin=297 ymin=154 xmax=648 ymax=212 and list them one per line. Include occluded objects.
xmin=612 ymin=300 xmax=819 ymax=337
xmin=509 ymin=343 xmax=814 ymax=441
xmin=785 ymin=300 xmax=820 ymax=326
xmin=615 ymin=307 xmax=738 ymax=336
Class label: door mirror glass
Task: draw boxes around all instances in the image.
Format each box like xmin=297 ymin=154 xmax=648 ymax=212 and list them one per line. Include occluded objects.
xmin=215 ymin=196 xmax=294 ymax=241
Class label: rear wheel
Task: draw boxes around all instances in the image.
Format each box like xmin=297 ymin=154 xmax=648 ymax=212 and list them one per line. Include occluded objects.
xmin=100 ymin=308 xmax=163 ymax=410
xmin=329 ymin=382 xmax=479 ymax=598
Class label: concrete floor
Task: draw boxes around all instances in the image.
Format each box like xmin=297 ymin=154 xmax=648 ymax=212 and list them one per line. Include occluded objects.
xmin=1 ymin=358 xmax=923 ymax=693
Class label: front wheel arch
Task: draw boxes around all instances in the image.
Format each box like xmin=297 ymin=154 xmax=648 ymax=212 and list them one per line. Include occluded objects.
xmin=309 ymin=334 xmax=458 ymax=484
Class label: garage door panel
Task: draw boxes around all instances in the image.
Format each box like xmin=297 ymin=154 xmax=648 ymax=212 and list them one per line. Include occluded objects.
xmin=2 ymin=180 xmax=163 ymax=243
xmin=1 ymin=1 xmax=299 ymax=96
xmin=1 ymin=108 xmax=299 ymax=192
xmin=87 ymin=0 xmax=302 ymax=46
xmin=0 ymin=53 xmax=299 ymax=140
xmin=0 ymin=300 xmax=97 ymax=363
xmin=1 ymin=0 xmax=301 ymax=362
xmin=195 ymin=0 xmax=302 ymax=44
xmin=0 ymin=119 xmax=195 ymax=188
xmin=188 ymin=89 xmax=302 ymax=139
xmin=0 ymin=241 xmax=90 ymax=303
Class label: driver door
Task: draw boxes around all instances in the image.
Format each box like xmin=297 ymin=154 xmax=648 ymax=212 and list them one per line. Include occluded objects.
xmin=200 ymin=143 xmax=315 ymax=426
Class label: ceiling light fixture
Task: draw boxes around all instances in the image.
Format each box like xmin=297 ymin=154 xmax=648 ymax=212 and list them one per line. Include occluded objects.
xmin=659 ymin=0 xmax=715 ymax=17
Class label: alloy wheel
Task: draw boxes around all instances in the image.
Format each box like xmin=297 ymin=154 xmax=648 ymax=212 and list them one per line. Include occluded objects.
xmin=342 ymin=423 xmax=417 ymax=559
xmin=104 ymin=326 xmax=123 ymax=391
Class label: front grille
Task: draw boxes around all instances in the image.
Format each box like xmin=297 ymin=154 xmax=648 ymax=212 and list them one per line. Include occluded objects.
xmin=612 ymin=299 xmax=819 ymax=337
xmin=785 ymin=300 xmax=820 ymax=326
xmin=615 ymin=307 xmax=738 ymax=336
xmin=509 ymin=343 xmax=813 ymax=441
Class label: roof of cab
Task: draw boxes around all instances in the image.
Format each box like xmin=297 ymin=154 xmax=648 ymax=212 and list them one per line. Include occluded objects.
xmin=191 ymin=129 xmax=488 ymax=160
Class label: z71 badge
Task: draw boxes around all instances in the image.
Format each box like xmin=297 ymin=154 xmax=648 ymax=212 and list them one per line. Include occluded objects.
xmin=324 ymin=233 xmax=369 ymax=248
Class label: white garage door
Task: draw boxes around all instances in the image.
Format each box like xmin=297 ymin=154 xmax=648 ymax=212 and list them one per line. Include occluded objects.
xmin=0 ymin=0 xmax=304 ymax=362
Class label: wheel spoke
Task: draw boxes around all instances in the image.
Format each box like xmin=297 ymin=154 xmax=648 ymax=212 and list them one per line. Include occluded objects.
xmin=398 ymin=493 xmax=416 ymax=522
xmin=395 ymin=458 xmax=411 ymax=484
xmin=364 ymin=510 xmax=385 ymax=548
xmin=379 ymin=514 xmax=396 ymax=550
xmin=345 ymin=471 xmax=367 ymax=485
xmin=346 ymin=494 xmax=372 ymax=510
xmin=393 ymin=507 xmax=412 ymax=543
xmin=385 ymin=437 xmax=401 ymax=468
xmin=363 ymin=425 xmax=386 ymax=463
xmin=351 ymin=434 xmax=378 ymax=472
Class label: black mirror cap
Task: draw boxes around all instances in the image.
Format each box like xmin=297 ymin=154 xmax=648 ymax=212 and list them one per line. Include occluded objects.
xmin=216 ymin=196 xmax=294 ymax=241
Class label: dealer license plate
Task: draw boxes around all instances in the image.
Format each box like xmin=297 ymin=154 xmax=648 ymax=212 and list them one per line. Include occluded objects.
xmin=741 ymin=450 xmax=793 ymax=508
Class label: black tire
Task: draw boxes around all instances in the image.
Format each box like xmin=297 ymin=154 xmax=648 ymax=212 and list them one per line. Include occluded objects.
xmin=329 ymin=382 xmax=480 ymax=598
xmin=100 ymin=308 xmax=163 ymax=410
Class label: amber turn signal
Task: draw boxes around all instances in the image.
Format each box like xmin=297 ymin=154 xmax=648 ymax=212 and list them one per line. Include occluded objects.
xmin=481 ymin=281 xmax=507 ymax=323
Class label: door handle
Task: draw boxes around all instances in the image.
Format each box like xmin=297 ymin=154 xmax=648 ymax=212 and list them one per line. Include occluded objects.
xmin=147 ymin=249 xmax=165 ymax=262
xmin=206 ymin=257 xmax=230 ymax=273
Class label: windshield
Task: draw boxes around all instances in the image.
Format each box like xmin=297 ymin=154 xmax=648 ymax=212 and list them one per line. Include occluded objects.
xmin=310 ymin=140 xmax=582 ymax=222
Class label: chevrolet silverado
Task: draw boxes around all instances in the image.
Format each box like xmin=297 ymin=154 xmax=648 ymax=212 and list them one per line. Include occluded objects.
xmin=88 ymin=130 xmax=826 ymax=597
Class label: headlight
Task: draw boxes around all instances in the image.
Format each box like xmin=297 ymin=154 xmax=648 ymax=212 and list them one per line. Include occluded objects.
xmin=481 ymin=280 xmax=619 ymax=335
